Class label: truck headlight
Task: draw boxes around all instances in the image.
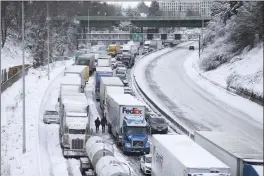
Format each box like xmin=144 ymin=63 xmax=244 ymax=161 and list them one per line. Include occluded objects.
xmin=145 ymin=141 xmax=150 ymax=148
xmin=125 ymin=142 xmax=131 ymax=148
xmin=145 ymin=166 xmax=151 ymax=170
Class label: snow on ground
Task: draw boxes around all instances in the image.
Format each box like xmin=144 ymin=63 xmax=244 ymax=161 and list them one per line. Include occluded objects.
xmin=1 ymin=39 xmax=31 ymax=70
xmin=200 ymin=43 xmax=263 ymax=97
xmin=184 ymin=42 xmax=263 ymax=124
xmin=1 ymin=60 xmax=73 ymax=176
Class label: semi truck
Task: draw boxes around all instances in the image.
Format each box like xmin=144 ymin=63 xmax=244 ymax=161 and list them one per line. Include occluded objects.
xmin=99 ymin=77 xmax=124 ymax=111
xmin=75 ymin=53 xmax=95 ymax=73
xmin=122 ymin=44 xmax=138 ymax=57
xmin=59 ymin=101 xmax=90 ymax=157
xmin=94 ymin=67 xmax=113 ymax=100
xmin=108 ymin=44 xmax=120 ymax=57
xmin=194 ymin=131 xmax=263 ymax=176
xmin=103 ymin=86 xmax=125 ymax=118
xmin=97 ymin=54 xmax=111 ymax=67
xmin=143 ymin=41 xmax=151 ymax=54
xmin=151 ymin=134 xmax=231 ymax=176
xmin=149 ymin=40 xmax=163 ymax=52
xmin=106 ymin=93 xmax=150 ymax=154
xmin=79 ymin=136 xmax=130 ymax=176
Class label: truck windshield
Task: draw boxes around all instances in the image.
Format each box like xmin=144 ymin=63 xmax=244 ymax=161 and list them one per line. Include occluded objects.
xmin=76 ymin=59 xmax=90 ymax=65
xmin=45 ymin=111 xmax=58 ymax=115
xmin=126 ymin=127 xmax=147 ymax=134
xmin=69 ymin=129 xmax=86 ymax=134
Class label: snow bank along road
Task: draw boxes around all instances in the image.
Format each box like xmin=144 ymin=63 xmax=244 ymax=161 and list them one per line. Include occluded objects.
xmin=133 ymin=41 xmax=263 ymax=152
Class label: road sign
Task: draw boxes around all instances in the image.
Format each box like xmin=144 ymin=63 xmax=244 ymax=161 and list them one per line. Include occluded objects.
xmin=132 ymin=33 xmax=143 ymax=41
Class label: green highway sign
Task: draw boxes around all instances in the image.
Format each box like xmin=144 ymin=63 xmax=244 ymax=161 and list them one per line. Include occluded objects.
xmin=132 ymin=33 xmax=143 ymax=41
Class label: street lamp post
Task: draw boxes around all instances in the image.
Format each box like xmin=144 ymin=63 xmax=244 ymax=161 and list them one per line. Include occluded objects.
xmin=0 ymin=0 xmax=2 ymax=166
xmin=22 ymin=0 xmax=26 ymax=154
xmin=47 ymin=2 xmax=50 ymax=80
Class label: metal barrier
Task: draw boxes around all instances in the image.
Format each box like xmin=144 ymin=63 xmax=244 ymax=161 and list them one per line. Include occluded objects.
xmin=1 ymin=65 xmax=32 ymax=93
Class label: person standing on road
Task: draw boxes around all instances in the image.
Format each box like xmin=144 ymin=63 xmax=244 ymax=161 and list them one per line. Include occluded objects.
xmin=94 ymin=117 xmax=101 ymax=133
xmin=101 ymin=116 xmax=107 ymax=132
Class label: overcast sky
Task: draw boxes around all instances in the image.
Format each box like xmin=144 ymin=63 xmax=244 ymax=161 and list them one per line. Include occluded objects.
xmin=108 ymin=1 xmax=151 ymax=9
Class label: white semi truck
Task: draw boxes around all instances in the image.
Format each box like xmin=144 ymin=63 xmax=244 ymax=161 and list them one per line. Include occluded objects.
xmin=99 ymin=77 xmax=124 ymax=111
xmin=60 ymin=74 xmax=82 ymax=93
xmin=97 ymin=55 xmax=111 ymax=67
xmin=59 ymin=93 xmax=89 ymax=157
xmin=79 ymin=136 xmax=130 ymax=176
xmin=106 ymin=93 xmax=150 ymax=154
xmin=151 ymin=134 xmax=231 ymax=176
xmin=64 ymin=65 xmax=87 ymax=92
xmin=194 ymin=131 xmax=263 ymax=176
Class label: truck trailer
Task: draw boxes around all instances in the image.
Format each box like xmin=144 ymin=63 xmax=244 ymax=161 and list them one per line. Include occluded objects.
xmin=103 ymin=86 xmax=125 ymax=118
xmin=60 ymin=75 xmax=83 ymax=94
xmin=79 ymin=136 xmax=130 ymax=176
xmin=99 ymin=77 xmax=124 ymax=111
xmin=106 ymin=93 xmax=150 ymax=154
xmin=194 ymin=131 xmax=263 ymax=176
xmin=65 ymin=65 xmax=89 ymax=83
xmin=94 ymin=67 xmax=113 ymax=100
xmin=151 ymin=134 xmax=231 ymax=176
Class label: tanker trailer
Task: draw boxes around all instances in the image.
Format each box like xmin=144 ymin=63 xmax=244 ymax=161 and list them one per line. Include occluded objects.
xmin=96 ymin=155 xmax=130 ymax=176
xmin=79 ymin=136 xmax=114 ymax=175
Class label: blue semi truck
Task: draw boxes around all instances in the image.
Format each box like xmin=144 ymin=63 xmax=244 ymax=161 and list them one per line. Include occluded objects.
xmin=94 ymin=66 xmax=113 ymax=100
xmin=106 ymin=93 xmax=150 ymax=154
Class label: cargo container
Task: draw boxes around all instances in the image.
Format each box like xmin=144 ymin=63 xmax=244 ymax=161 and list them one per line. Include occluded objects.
xmin=151 ymin=134 xmax=231 ymax=176
xmin=194 ymin=131 xmax=263 ymax=176
xmin=94 ymin=67 xmax=113 ymax=100
xmin=75 ymin=54 xmax=95 ymax=73
xmin=99 ymin=77 xmax=124 ymax=111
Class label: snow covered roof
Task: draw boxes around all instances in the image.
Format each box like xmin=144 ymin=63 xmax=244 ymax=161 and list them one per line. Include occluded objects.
xmin=153 ymin=134 xmax=229 ymax=168
xmin=122 ymin=45 xmax=131 ymax=50
xmin=65 ymin=65 xmax=86 ymax=74
xmin=195 ymin=131 xmax=263 ymax=160
xmin=62 ymin=95 xmax=88 ymax=106
xmin=78 ymin=54 xmax=95 ymax=59
xmin=106 ymin=86 xmax=124 ymax=95
xmin=98 ymin=55 xmax=111 ymax=59
xmin=64 ymin=104 xmax=88 ymax=113
xmin=66 ymin=112 xmax=87 ymax=117
xmin=98 ymin=59 xmax=110 ymax=67
xmin=61 ymin=86 xmax=80 ymax=94
xmin=61 ymin=75 xmax=81 ymax=85
xmin=96 ymin=66 xmax=112 ymax=72
xmin=101 ymin=77 xmax=123 ymax=86
xmin=108 ymin=93 xmax=145 ymax=106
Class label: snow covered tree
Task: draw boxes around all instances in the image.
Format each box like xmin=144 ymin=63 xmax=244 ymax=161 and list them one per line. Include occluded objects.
xmin=149 ymin=1 xmax=161 ymax=16
xmin=137 ymin=2 xmax=149 ymax=14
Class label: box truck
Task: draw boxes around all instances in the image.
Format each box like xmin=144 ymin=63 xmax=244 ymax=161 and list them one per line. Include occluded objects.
xmin=151 ymin=134 xmax=231 ymax=176
xmin=94 ymin=67 xmax=113 ymax=100
xmin=60 ymin=75 xmax=82 ymax=93
xmin=64 ymin=65 xmax=89 ymax=90
xmin=108 ymin=45 xmax=120 ymax=57
xmin=194 ymin=131 xmax=263 ymax=176
xmin=106 ymin=93 xmax=150 ymax=154
xmin=99 ymin=77 xmax=124 ymax=111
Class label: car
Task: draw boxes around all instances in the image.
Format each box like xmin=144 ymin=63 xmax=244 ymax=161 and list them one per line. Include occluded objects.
xmin=116 ymin=63 xmax=126 ymax=69
xmin=112 ymin=61 xmax=122 ymax=69
xmin=148 ymin=117 xmax=168 ymax=134
xmin=189 ymin=46 xmax=195 ymax=50
xmin=43 ymin=109 xmax=59 ymax=124
xmin=140 ymin=154 xmax=152 ymax=175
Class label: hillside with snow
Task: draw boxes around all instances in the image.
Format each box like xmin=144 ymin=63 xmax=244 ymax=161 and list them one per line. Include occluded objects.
xmin=2 ymin=39 xmax=32 ymax=70
xmin=200 ymin=43 xmax=263 ymax=97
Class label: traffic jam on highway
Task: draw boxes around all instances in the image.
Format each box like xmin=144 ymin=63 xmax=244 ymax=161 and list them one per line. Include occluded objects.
xmin=43 ymin=40 xmax=263 ymax=176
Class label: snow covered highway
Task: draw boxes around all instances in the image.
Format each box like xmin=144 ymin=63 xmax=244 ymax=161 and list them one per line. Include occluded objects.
xmin=133 ymin=42 xmax=263 ymax=152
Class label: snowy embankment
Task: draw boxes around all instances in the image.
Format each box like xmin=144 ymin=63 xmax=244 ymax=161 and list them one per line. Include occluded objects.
xmin=2 ymin=39 xmax=31 ymax=69
xmin=184 ymin=42 xmax=263 ymax=124
xmin=199 ymin=43 xmax=263 ymax=100
xmin=1 ymin=60 xmax=73 ymax=176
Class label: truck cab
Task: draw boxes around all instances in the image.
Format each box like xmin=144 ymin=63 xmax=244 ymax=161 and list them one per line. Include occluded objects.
xmin=121 ymin=116 xmax=150 ymax=154
xmin=61 ymin=115 xmax=89 ymax=157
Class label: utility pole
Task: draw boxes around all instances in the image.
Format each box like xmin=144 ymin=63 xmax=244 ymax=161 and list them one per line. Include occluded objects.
xmin=22 ymin=0 xmax=26 ymax=154
xmin=0 ymin=0 xmax=2 ymax=168
xmin=87 ymin=7 xmax=90 ymax=47
xmin=47 ymin=2 xmax=50 ymax=80
xmin=201 ymin=8 xmax=204 ymax=52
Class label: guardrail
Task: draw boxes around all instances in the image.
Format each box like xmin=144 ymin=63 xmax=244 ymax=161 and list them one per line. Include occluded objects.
xmin=1 ymin=65 xmax=32 ymax=93
xmin=132 ymin=46 xmax=194 ymax=139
